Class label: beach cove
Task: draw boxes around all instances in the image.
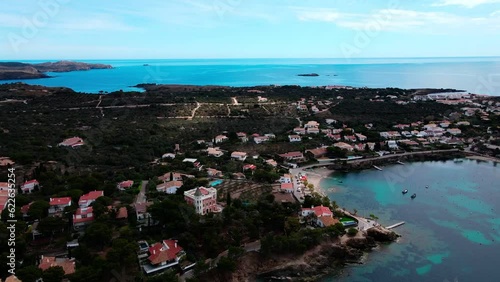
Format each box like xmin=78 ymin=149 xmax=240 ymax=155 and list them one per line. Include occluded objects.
xmin=310 ymin=159 xmax=500 ymax=281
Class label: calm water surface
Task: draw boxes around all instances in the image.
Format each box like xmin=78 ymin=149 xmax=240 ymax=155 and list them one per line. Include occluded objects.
xmin=2 ymin=57 xmax=500 ymax=95
xmin=319 ymin=159 xmax=500 ymax=282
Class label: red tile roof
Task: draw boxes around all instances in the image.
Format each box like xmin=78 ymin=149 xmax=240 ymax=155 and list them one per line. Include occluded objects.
xmin=21 ymin=202 xmax=33 ymax=214
xmin=49 ymin=197 xmax=72 ymax=206
xmin=116 ymin=207 xmax=128 ymax=219
xmin=148 ymin=240 xmax=183 ymax=265
xmin=118 ymin=180 xmax=134 ymax=189
xmin=73 ymin=207 xmax=94 ymax=223
xmin=39 ymin=256 xmax=76 ymax=275
xmin=79 ymin=191 xmax=104 ymax=202
xmin=280 ymin=183 xmax=294 ymax=190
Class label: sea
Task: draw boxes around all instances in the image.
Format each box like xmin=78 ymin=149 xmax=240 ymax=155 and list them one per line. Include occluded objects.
xmin=2 ymin=57 xmax=500 ymax=96
xmin=320 ymin=159 xmax=500 ymax=282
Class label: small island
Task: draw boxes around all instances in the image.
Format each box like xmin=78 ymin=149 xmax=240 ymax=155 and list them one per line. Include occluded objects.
xmin=297 ymin=73 xmax=320 ymax=77
xmin=0 ymin=61 xmax=113 ymax=80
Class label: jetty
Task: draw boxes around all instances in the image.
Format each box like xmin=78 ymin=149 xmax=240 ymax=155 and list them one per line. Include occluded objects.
xmin=396 ymin=161 xmax=405 ymax=165
xmin=373 ymin=165 xmax=383 ymax=171
xmin=387 ymin=221 xmax=405 ymax=229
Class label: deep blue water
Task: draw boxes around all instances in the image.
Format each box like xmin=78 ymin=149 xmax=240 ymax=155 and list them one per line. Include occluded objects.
xmin=2 ymin=57 xmax=500 ymax=95
xmin=320 ymin=159 xmax=500 ymax=282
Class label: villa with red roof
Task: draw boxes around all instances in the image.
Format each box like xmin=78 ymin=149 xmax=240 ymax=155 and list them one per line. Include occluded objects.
xmin=39 ymin=256 xmax=76 ymax=275
xmin=301 ymin=205 xmax=339 ymax=227
xmin=78 ymin=190 xmax=104 ymax=208
xmin=279 ymin=151 xmax=305 ymax=161
xmin=280 ymin=183 xmax=294 ymax=193
xmin=143 ymin=240 xmax=185 ymax=274
xmin=21 ymin=179 xmax=40 ymax=194
xmin=21 ymin=202 xmax=33 ymax=218
xmin=117 ymin=180 xmax=134 ymax=191
xmin=73 ymin=207 xmax=94 ymax=229
xmin=49 ymin=197 xmax=72 ymax=215
xmin=58 ymin=137 xmax=84 ymax=147
xmin=184 ymin=187 xmax=221 ymax=215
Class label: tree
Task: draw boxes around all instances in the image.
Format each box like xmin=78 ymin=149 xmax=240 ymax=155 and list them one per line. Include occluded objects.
xmin=37 ymin=216 xmax=66 ymax=235
xmin=284 ymin=217 xmax=301 ymax=236
xmin=106 ymin=238 xmax=138 ymax=274
xmin=226 ymin=192 xmax=232 ymax=206
xmin=42 ymin=266 xmax=65 ymax=282
xmin=28 ymin=200 xmax=49 ymax=220
xmin=83 ymin=222 xmax=112 ymax=250
xmin=16 ymin=265 xmax=42 ymax=282
xmin=347 ymin=227 xmax=358 ymax=236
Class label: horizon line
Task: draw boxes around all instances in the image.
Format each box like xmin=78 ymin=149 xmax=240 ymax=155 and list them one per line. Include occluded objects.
xmin=2 ymin=55 xmax=500 ymax=61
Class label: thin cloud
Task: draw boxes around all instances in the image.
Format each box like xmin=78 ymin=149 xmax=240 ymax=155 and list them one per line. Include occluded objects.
xmin=294 ymin=7 xmax=500 ymax=32
xmin=432 ymin=0 xmax=500 ymax=8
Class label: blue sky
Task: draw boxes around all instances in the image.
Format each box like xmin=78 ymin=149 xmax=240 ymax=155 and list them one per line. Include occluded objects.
xmin=1 ymin=0 xmax=499 ymax=59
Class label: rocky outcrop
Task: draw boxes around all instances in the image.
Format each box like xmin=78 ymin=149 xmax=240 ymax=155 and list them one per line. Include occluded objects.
xmin=252 ymin=243 xmax=365 ymax=282
xmin=33 ymin=61 xmax=112 ymax=72
xmin=0 ymin=61 xmax=112 ymax=80
xmin=297 ymin=73 xmax=319 ymax=77
xmin=367 ymin=226 xmax=399 ymax=242
xmin=345 ymin=236 xmax=377 ymax=250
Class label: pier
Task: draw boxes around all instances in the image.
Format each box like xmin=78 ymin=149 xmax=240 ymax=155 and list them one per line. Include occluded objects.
xmin=387 ymin=221 xmax=405 ymax=229
xmin=396 ymin=161 xmax=405 ymax=165
xmin=373 ymin=165 xmax=383 ymax=171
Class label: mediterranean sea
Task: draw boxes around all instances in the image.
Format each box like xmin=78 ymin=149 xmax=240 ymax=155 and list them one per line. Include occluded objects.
xmin=320 ymin=159 xmax=500 ymax=282
xmin=2 ymin=57 xmax=500 ymax=95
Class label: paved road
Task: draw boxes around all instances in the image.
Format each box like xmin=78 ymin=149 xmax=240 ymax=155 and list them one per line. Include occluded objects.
xmin=135 ymin=180 xmax=148 ymax=204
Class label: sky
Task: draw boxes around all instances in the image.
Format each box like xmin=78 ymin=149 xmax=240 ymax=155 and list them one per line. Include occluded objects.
xmin=1 ymin=0 xmax=500 ymax=60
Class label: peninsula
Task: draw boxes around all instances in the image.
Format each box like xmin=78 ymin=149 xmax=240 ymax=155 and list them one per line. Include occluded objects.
xmin=0 ymin=61 xmax=113 ymax=80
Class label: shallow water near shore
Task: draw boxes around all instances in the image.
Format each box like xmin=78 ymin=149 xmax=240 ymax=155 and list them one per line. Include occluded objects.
xmin=319 ymin=160 xmax=500 ymax=282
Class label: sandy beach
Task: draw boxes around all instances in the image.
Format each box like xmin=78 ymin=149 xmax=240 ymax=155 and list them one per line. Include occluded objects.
xmin=301 ymin=167 xmax=336 ymax=196
xmin=466 ymin=155 xmax=500 ymax=163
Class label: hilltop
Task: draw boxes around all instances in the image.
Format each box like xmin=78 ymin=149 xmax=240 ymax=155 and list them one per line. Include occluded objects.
xmin=0 ymin=61 xmax=112 ymax=80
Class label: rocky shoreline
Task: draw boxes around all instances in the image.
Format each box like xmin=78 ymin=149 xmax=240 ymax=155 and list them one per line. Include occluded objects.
xmin=226 ymin=227 xmax=399 ymax=282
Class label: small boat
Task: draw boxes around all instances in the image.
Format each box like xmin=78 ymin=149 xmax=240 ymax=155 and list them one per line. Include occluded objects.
xmin=411 ymin=193 xmax=417 ymax=199
xmin=425 ymin=185 xmax=429 ymax=189
xmin=402 ymin=189 xmax=408 ymax=194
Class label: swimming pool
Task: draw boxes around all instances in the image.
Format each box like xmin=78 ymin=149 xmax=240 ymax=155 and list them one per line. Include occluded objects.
xmin=209 ymin=179 xmax=223 ymax=187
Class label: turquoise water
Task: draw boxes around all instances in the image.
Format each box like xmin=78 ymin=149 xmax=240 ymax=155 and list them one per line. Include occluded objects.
xmin=2 ymin=57 xmax=500 ymax=95
xmin=209 ymin=179 xmax=223 ymax=187
xmin=320 ymin=160 xmax=500 ymax=282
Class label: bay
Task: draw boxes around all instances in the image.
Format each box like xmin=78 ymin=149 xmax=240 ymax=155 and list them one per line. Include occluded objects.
xmin=319 ymin=159 xmax=500 ymax=282
xmin=2 ymin=57 xmax=500 ymax=95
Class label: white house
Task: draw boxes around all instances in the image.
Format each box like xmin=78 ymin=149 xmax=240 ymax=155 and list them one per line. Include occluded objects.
xmin=279 ymin=174 xmax=292 ymax=183
xmin=288 ymin=135 xmax=302 ymax=142
xmin=78 ymin=191 xmax=104 ymax=208
xmin=388 ymin=140 xmax=399 ymax=150
xmin=49 ymin=197 xmax=72 ymax=215
xmin=21 ymin=179 xmax=39 ymax=194
xmin=214 ymin=135 xmax=228 ymax=144
xmin=231 ymin=151 xmax=248 ymax=161
xmin=156 ymin=181 xmax=183 ymax=194
xmin=207 ymin=147 xmax=224 ymax=157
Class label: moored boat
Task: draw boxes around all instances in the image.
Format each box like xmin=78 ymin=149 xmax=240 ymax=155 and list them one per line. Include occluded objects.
xmin=402 ymin=189 xmax=408 ymax=194
xmin=411 ymin=193 xmax=416 ymax=199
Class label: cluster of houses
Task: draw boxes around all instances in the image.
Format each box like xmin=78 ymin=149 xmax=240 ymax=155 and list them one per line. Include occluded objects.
xmin=379 ymin=121 xmax=467 ymax=149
